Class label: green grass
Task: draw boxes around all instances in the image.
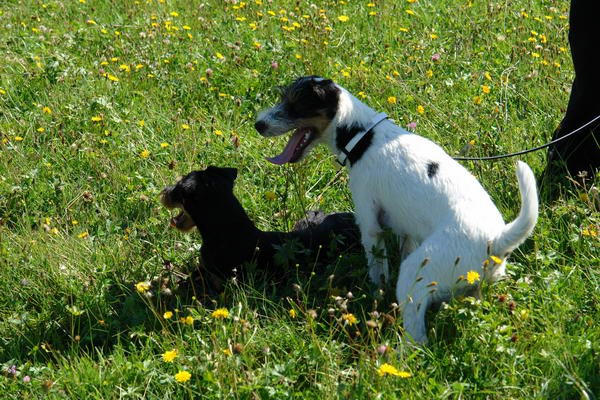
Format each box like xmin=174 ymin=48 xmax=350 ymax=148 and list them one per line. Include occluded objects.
xmin=1 ymin=0 xmax=598 ymax=398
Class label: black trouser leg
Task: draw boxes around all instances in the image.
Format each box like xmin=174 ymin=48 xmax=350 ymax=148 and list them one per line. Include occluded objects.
xmin=546 ymin=0 xmax=600 ymax=179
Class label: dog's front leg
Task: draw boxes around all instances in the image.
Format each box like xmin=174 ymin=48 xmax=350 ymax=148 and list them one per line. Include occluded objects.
xmin=353 ymin=199 xmax=388 ymax=286
xmin=364 ymin=231 xmax=388 ymax=286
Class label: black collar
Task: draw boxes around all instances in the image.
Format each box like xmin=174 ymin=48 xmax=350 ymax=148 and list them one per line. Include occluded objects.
xmin=336 ymin=113 xmax=388 ymax=166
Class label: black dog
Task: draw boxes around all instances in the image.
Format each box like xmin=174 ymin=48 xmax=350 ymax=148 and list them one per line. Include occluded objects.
xmin=160 ymin=166 xmax=361 ymax=289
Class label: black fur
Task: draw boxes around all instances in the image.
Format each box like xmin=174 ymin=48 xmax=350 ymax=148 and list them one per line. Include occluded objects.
xmin=281 ymin=76 xmax=340 ymax=119
xmin=427 ymin=162 xmax=439 ymax=178
xmin=161 ymin=166 xmax=361 ymax=286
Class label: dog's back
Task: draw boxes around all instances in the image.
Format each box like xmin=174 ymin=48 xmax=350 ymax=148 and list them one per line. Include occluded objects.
xmin=350 ymin=132 xmax=507 ymax=243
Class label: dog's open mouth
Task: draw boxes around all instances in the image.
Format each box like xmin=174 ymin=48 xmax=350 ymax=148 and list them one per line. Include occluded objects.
xmin=267 ymin=127 xmax=316 ymax=165
xmin=169 ymin=210 xmax=196 ymax=232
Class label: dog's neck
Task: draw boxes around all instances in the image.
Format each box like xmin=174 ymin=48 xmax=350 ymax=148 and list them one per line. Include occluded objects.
xmin=325 ymin=88 xmax=384 ymax=166
xmin=190 ymin=191 xmax=259 ymax=244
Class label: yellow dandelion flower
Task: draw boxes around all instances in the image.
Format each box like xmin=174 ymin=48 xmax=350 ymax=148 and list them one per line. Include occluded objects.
xmin=163 ymin=311 xmax=173 ymax=319
xmin=181 ymin=315 xmax=194 ymax=325
xmin=162 ymin=349 xmax=178 ymax=362
xmin=135 ymin=281 xmax=151 ymax=293
xmin=405 ymin=9 xmax=415 ymax=15
xmin=37 ymin=127 xmax=45 ymax=133
xmin=160 ymin=142 xmax=170 ymax=148
xmin=14 ymin=136 xmax=24 ymax=142
xmin=215 ymin=52 xmax=224 ymax=60
xmin=337 ymin=15 xmax=349 ymax=22
xmin=484 ymin=72 xmax=492 ymax=80
xmin=107 ymin=74 xmax=119 ymax=82
xmin=466 ymin=270 xmax=480 ymax=285
xmin=289 ymin=309 xmax=297 ymax=318
xmin=399 ymin=27 xmax=409 ymax=32
xmin=139 ymin=149 xmax=150 ymax=159
xmin=490 ymin=255 xmax=502 ymax=264
xmin=222 ymin=348 xmax=232 ymax=356
xmin=77 ymin=231 xmax=89 ymax=239
xmin=181 ymin=123 xmax=190 ymax=130
xmin=91 ymin=115 xmax=103 ymax=122
xmin=531 ymin=52 xmax=540 ymax=58
xmin=170 ymin=11 xmax=179 ymax=17
xmin=473 ymin=96 xmax=482 ymax=105
xmin=357 ymin=91 xmax=367 ymax=99
xmin=377 ymin=363 xmax=412 ymax=378
xmin=582 ymin=228 xmax=598 ymax=237
xmin=387 ymin=96 xmax=397 ymax=104
xmin=481 ymin=85 xmax=491 ymax=94
xmin=174 ymin=370 xmax=191 ymax=383
xmin=42 ymin=106 xmax=52 ymax=115
xmin=342 ymin=313 xmax=358 ymax=326
xmin=417 ymin=105 xmax=425 ymax=114
xmin=0 ymin=88 xmax=6 ymax=95
xmin=425 ymin=69 xmax=433 ymax=78
xmin=138 ymin=120 xmax=145 ymax=127
xmin=214 ymin=129 xmax=223 ymax=136
xmin=211 ymin=308 xmax=230 ymax=319
xmin=265 ymin=191 xmax=276 ymax=201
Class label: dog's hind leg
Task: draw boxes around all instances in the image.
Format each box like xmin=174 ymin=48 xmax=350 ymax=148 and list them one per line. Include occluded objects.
xmin=396 ymin=256 xmax=432 ymax=344
xmin=395 ymin=233 xmax=448 ymax=344
xmin=399 ymin=235 xmax=418 ymax=264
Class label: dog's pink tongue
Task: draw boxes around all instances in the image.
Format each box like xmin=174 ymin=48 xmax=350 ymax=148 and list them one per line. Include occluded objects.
xmin=266 ymin=129 xmax=305 ymax=165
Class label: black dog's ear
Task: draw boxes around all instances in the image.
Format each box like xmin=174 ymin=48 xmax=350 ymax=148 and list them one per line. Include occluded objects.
xmin=206 ymin=166 xmax=237 ymax=182
xmin=220 ymin=167 xmax=238 ymax=181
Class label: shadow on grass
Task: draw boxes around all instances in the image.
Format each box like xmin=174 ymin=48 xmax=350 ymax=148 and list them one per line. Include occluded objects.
xmin=0 ymin=235 xmax=377 ymax=364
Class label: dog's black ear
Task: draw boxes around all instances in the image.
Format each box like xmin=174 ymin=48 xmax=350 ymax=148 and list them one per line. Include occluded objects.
xmin=312 ymin=79 xmax=337 ymax=99
xmin=220 ymin=167 xmax=238 ymax=182
xmin=206 ymin=166 xmax=237 ymax=182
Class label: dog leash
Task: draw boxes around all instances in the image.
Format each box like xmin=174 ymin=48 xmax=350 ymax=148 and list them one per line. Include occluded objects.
xmin=337 ymin=112 xmax=389 ymax=166
xmin=452 ymin=113 xmax=600 ymax=161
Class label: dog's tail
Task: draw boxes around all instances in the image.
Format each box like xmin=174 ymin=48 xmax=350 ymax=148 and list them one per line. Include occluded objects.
xmin=492 ymin=161 xmax=539 ymax=257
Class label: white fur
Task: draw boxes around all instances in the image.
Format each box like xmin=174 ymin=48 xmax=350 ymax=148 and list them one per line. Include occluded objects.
xmin=321 ymin=87 xmax=539 ymax=343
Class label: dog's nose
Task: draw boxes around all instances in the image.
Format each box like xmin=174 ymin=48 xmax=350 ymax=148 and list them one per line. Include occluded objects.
xmin=254 ymin=120 xmax=268 ymax=135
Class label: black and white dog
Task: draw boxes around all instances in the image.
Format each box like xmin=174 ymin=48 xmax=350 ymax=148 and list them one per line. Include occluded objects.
xmin=160 ymin=166 xmax=361 ymax=289
xmin=255 ymin=76 xmax=539 ymax=343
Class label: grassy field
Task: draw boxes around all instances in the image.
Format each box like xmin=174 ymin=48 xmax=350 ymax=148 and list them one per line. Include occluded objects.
xmin=1 ymin=0 xmax=598 ymax=398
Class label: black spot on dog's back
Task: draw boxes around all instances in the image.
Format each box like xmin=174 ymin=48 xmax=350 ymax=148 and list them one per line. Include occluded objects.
xmin=427 ymin=162 xmax=439 ymax=178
